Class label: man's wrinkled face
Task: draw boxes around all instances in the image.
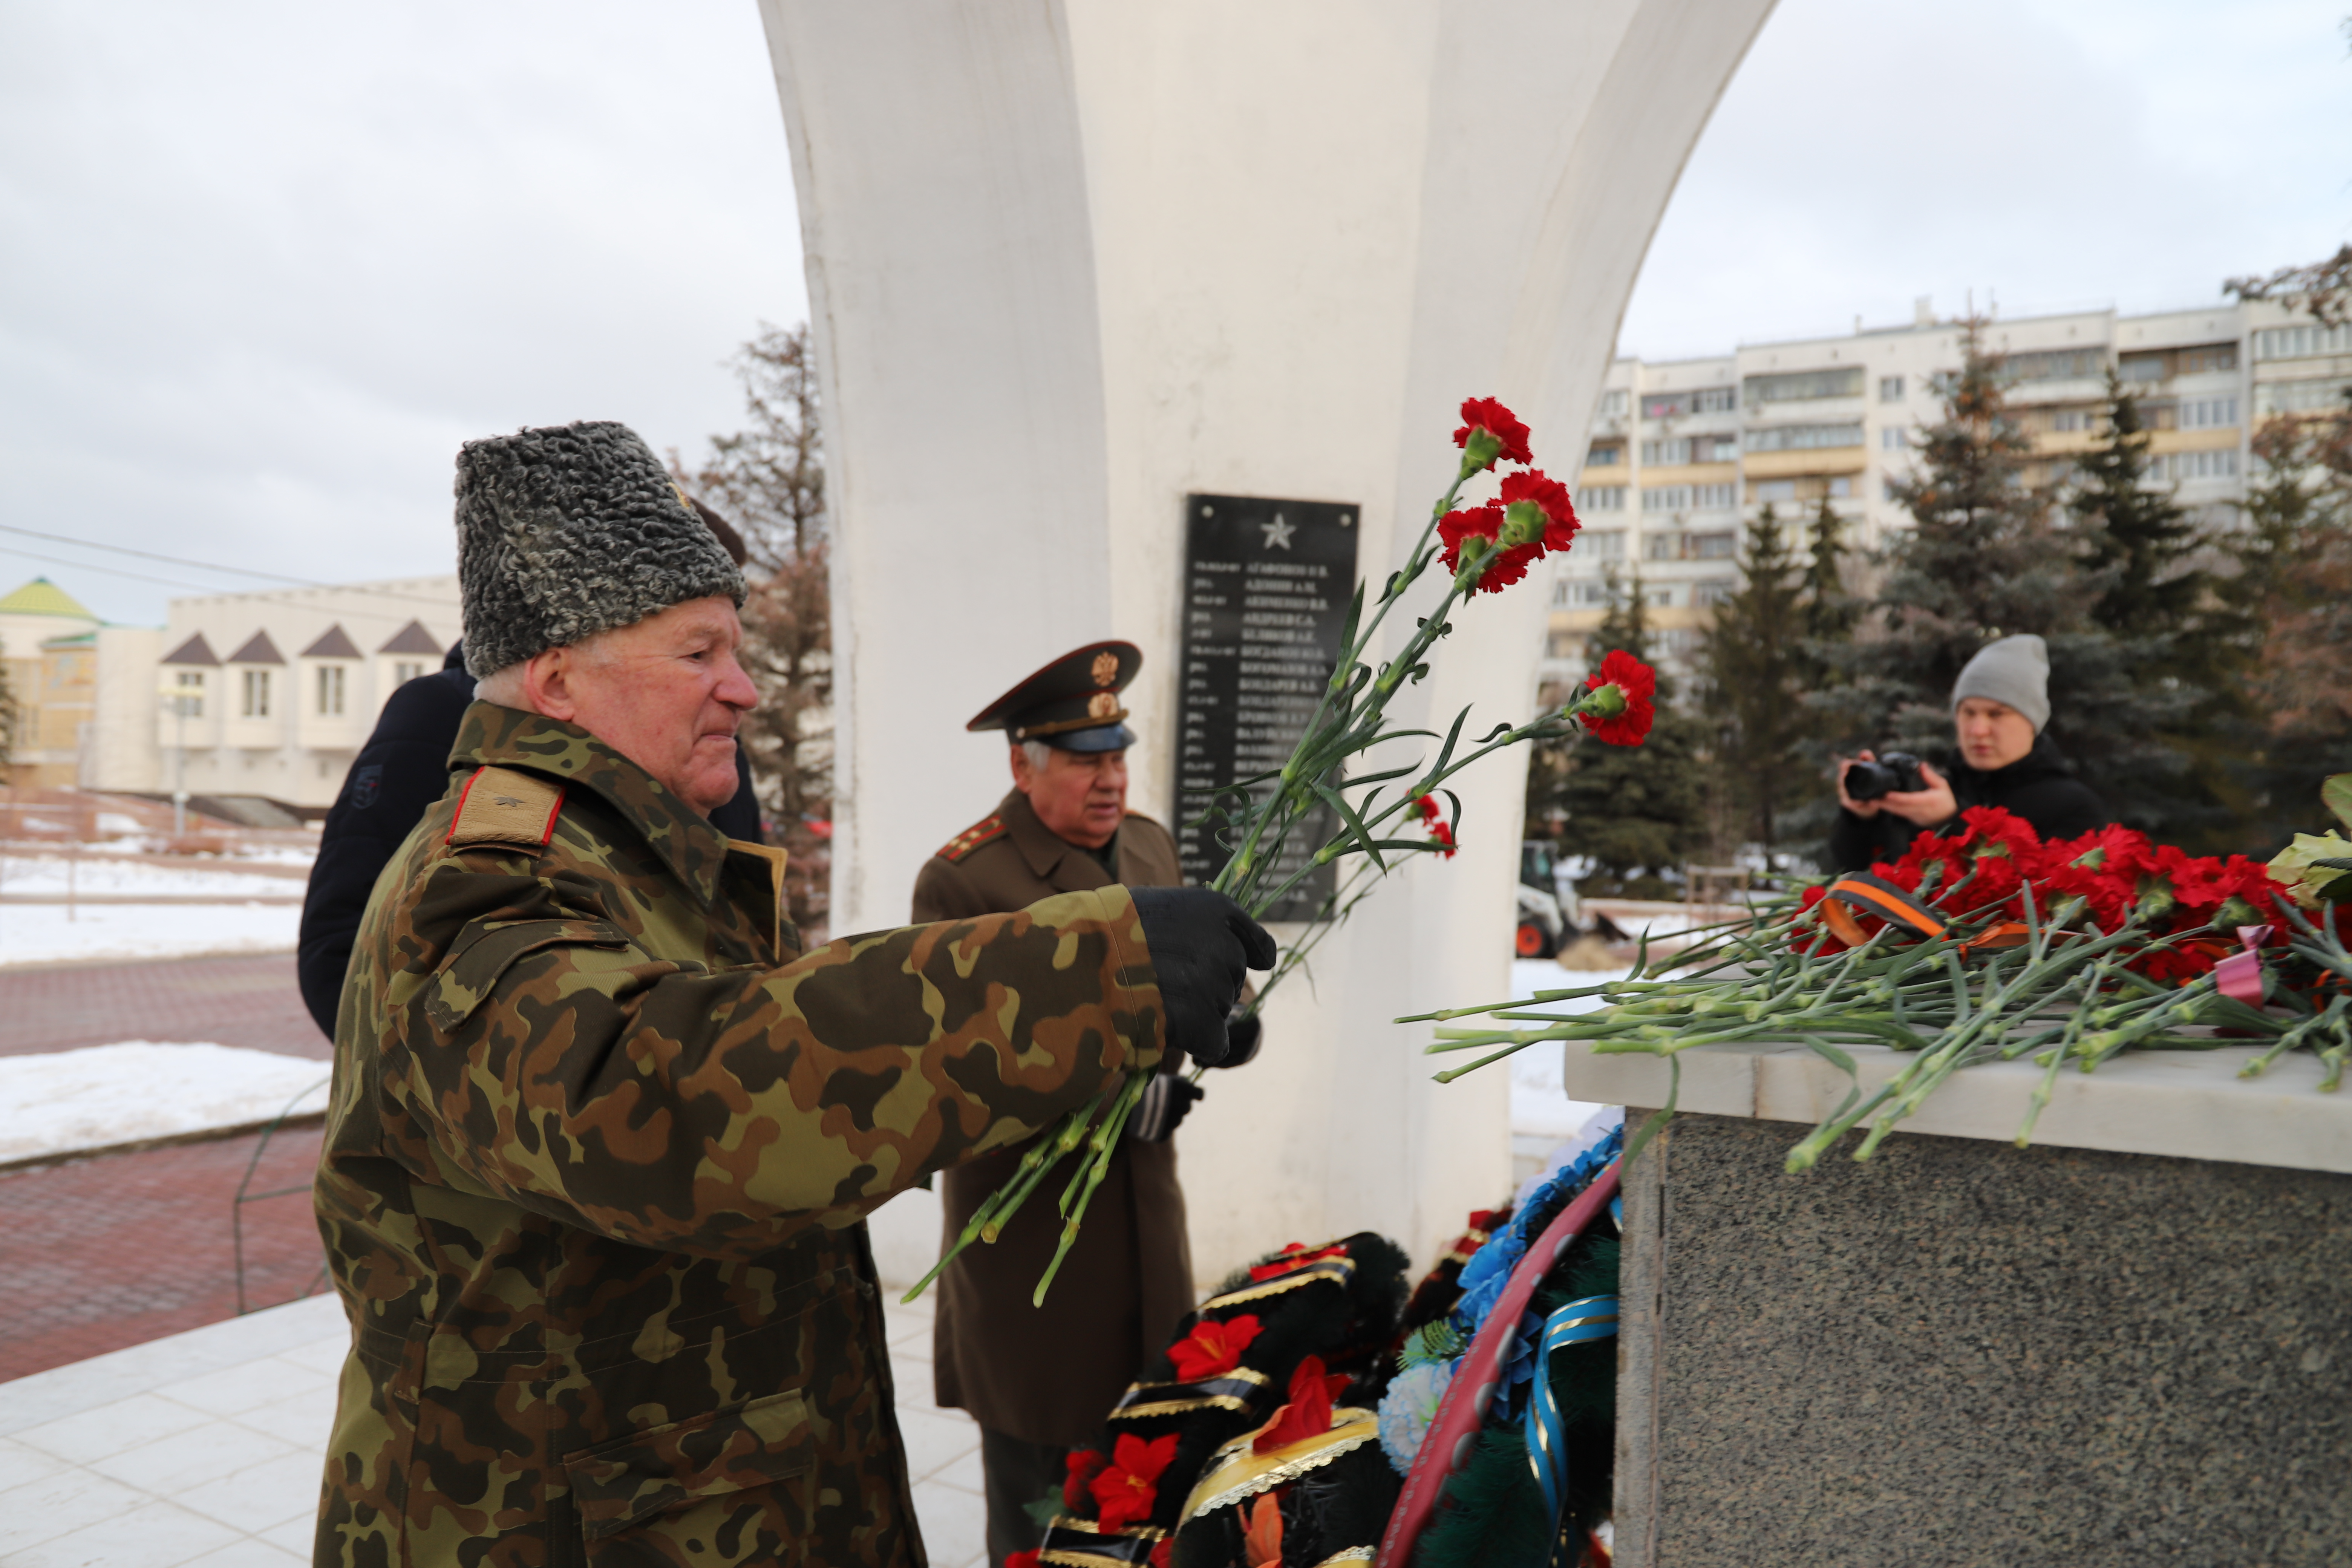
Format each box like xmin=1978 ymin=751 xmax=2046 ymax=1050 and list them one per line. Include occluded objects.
xmin=1955 ymin=696 xmax=2035 ymax=773
xmin=515 ymin=596 xmax=757 ymax=815
xmin=1011 ymin=744 xmax=1128 ymax=850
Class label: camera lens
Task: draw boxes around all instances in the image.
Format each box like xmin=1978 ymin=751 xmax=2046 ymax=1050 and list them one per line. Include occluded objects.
xmin=1845 ymin=760 xmax=1898 ymax=802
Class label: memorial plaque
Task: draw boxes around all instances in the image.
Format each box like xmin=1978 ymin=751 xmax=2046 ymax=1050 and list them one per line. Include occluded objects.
xmin=1173 ymin=493 xmax=1361 ymax=921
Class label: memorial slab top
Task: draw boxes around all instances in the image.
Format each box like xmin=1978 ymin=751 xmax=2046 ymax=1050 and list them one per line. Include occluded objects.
xmin=1560 ymin=1038 xmax=2352 ymax=1176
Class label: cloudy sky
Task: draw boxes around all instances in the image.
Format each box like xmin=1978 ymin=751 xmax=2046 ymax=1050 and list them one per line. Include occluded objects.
xmin=4 ymin=0 xmax=2347 ymax=627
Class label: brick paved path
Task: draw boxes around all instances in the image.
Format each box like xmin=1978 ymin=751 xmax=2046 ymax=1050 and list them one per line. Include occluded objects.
xmin=0 ymin=953 xmax=326 ymax=1060
xmin=0 ymin=1125 xmax=329 ymax=1381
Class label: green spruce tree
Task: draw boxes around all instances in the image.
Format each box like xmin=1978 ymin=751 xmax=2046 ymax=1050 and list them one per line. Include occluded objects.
xmin=1536 ymin=570 xmax=1709 ymax=895
xmin=2064 ymin=373 xmax=2236 ymax=845
xmin=1697 ymin=506 xmax=1812 ymax=868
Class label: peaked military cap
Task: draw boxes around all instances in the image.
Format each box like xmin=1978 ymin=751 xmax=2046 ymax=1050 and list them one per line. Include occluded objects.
xmin=967 ymin=641 xmax=1141 ymax=753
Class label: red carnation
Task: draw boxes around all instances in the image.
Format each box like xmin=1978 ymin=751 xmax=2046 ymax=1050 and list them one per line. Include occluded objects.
xmin=1576 ymin=649 xmax=1656 ymax=746
xmin=1452 ymin=397 xmax=1534 ymax=469
xmin=1499 ymin=469 xmax=1580 ymax=552
xmin=1063 ymin=1449 xmax=1106 ymax=1511
xmin=1252 ymin=1355 xmax=1351 ymax=1454
xmin=1415 ymin=795 xmax=1458 ymax=859
xmin=1438 ymin=503 xmax=1500 ymax=574
xmin=1092 ymin=1432 xmax=1181 ymax=1532
xmin=1169 ymin=1314 xmax=1262 ymax=1381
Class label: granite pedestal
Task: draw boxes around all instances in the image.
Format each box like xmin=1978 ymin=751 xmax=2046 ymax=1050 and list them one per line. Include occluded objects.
xmin=1565 ymin=1041 xmax=2352 ymax=1566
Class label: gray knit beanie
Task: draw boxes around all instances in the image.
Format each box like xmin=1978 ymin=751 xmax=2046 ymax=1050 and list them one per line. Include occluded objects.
xmin=1951 ymin=633 xmax=2050 ymax=732
xmin=455 ymin=421 xmax=746 ymax=678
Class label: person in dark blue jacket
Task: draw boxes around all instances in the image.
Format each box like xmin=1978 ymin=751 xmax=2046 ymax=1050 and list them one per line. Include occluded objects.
xmin=297 ymin=504 xmax=766 ymax=1038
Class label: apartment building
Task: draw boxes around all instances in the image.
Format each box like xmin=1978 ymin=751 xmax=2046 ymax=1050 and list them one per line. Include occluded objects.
xmin=1544 ymin=297 xmax=2349 ymax=687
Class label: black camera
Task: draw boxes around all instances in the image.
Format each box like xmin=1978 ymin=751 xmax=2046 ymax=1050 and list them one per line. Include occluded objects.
xmin=1844 ymin=751 xmax=1926 ymax=802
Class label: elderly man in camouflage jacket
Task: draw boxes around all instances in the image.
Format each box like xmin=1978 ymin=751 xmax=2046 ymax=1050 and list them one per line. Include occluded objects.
xmin=312 ymin=421 xmax=1272 ymax=1567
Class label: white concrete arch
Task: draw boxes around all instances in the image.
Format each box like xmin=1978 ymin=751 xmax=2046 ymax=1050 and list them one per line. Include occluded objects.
xmin=759 ymin=0 xmax=1774 ymax=1282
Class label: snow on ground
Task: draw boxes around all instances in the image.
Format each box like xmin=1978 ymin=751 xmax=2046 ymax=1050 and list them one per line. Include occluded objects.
xmin=0 ymin=1043 xmax=331 ymax=1165
xmin=0 ymin=853 xmax=301 ymax=899
xmin=0 ymin=901 xmax=302 ymax=967
xmin=1507 ymin=956 xmax=1628 ymax=1141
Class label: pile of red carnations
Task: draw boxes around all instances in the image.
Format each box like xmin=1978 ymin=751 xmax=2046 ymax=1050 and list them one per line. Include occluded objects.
xmin=1798 ymin=806 xmax=2298 ymax=984
xmin=1418 ymin=777 xmax=2352 ymax=1173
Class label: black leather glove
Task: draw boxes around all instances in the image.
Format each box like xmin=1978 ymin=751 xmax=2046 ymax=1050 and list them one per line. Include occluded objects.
xmin=1129 ymin=887 xmax=1276 ymax=1067
xmin=1129 ymin=1071 xmax=1205 ymax=1142
xmin=1218 ymin=1009 xmax=1262 ymax=1069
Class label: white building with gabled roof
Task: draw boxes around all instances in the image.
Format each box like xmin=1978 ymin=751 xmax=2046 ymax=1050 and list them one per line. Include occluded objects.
xmin=99 ymin=576 xmax=462 ymax=810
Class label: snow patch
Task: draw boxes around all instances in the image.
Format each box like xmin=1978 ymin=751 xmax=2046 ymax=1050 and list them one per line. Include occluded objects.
xmin=0 ymin=1043 xmax=331 ymax=1165
xmin=0 ymin=854 xmax=300 ymax=899
xmin=0 ymin=902 xmax=302 ymax=967
xmin=1507 ymin=957 xmax=1627 ymax=1139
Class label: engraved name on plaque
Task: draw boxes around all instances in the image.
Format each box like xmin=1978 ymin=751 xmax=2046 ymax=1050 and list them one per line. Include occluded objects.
xmin=1173 ymin=493 xmax=1360 ymax=921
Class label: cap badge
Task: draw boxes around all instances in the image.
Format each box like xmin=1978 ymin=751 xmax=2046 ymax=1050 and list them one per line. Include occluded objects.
xmin=1091 ymin=650 xmax=1120 ymax=687
xmin=1088 ymin=691 xmax=1119 ymax=719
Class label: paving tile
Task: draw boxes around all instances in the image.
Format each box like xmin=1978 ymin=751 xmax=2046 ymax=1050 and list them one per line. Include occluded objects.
xmin=230 ymin=1380 xmax=338 ymax=1447
xmin=0 ymin=953 xmax=325 ymax=1062
xmin=3 ymin=1497 xmax=244 ymax=1568
xmin=0 ymin=1127 xmax=329 ymax=1383
xmin=889 ymin=1351 xmax=939 ymax=1410
xmin=0 ymin=1433 xmax=76 ymax=1491
xmin=12 ymin=1392 xmax=215 ymax=1465
xmin=895 ymin=1406 xmax=980 ymax=1482
xmin=910 ymin=1475 xmax=989 ymax=1568
xmin=155 ymin=1354 xmax=330 ymax=1419
xmin=255 ymin=1514 xmax=317 ymax=1558
xmin=271 ymin=1332 xmax=353 ymax=1378
xmin=179 ymin=1540 xmax=308 ymax=1568
xmin=0 ymin=1465 xmax=156 ymax=1554
xmin=88 ymin=1417 xmax=296 ymax=1497
xmin=929 ymin=1441 xmax=986 ymax=1494
xmin=172 ymin=1447 xmax=325 ymax=1534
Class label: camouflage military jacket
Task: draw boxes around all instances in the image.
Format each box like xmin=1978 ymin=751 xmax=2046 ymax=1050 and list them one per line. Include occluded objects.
xmin=313 ymin=704 xmax=1165 ymax=1567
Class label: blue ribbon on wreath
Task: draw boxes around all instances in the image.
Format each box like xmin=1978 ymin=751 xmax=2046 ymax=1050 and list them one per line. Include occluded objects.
xmin=1522 ymin=1293 xmax=1621 ymax=1524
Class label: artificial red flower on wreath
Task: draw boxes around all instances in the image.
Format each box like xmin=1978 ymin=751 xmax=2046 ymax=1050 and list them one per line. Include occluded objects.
xmin=1064 ymin=1449 xmax=1106 ymax=1511
xmin=1092 ymin=1432 xmax=1182 ymax=1532
xmin=1168 ymin=1314 xmax=1263 ymax=1381
xmin=1150 ymin=1542 xmax=1174 ymax=1568
xmin=1007 ymin=1553 xmax=1041 ymax=1568
xmin=1576 ymin=649 xmax=1656 ymax=746
xmin=1252 ymin=1355 xmax=1351 ymax=1454
xmin=1247 ymin=1242 xmax=1350 ymax=1282
xmin=1498 ymin=468 xmax=1580 ymax=552
xmin=1452 ymin=396 xmax=1534 ymax=468
xmin=1243 ymin=1491 xmax=1285 ymax=1568
xmin=1415 ymin=795 xmax=1457 ymax=859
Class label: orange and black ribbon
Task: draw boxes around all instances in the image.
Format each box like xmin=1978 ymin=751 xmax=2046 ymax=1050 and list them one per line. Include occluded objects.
xmin=1818 ymin=871 xmax=2034 ymax=954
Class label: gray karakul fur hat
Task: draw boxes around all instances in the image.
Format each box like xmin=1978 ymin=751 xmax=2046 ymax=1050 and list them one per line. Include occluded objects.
xmin=455 ymin=420 xmax=746 ymax=678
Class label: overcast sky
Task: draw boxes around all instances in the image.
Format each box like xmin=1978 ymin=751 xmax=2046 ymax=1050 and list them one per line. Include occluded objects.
xmin=4 ymin=0 xmax=2347 ymax=627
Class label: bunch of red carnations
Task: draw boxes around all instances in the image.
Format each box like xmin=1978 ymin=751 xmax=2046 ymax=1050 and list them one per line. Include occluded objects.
xmin=1799 ymin=806 xmax=2299 ymax=984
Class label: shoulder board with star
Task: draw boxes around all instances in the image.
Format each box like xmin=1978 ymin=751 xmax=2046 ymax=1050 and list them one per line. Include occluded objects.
xmin=935 ymin=813 xmax=1008 ymax=863
xmin=447 ymin=765 xmax=566 ymax=850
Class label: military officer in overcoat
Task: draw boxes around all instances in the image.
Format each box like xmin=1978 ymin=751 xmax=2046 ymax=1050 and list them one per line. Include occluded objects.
xmin=313 ymin=424 xmax=1274 ymax=1567
xmin=912 ymin=644 xmax=1262 ymax=1566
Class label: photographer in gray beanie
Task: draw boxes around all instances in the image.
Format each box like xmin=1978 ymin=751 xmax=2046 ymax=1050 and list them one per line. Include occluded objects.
xmin=1830 ymin=634 xmax=2109 ymax=872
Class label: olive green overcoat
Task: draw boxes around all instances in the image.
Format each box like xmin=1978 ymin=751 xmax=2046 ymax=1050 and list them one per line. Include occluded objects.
xmin=314 ymin=707 xmax=1165 ymax=1566
xmin=910 ymin=789 xmax=1193 ymax=1446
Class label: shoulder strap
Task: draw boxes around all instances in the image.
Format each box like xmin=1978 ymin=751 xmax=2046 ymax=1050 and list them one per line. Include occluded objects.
xmin=935 ymin=813 xmax=1008 ymax=863
xmin=447 ymin=765 xmax=566 ymax=851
